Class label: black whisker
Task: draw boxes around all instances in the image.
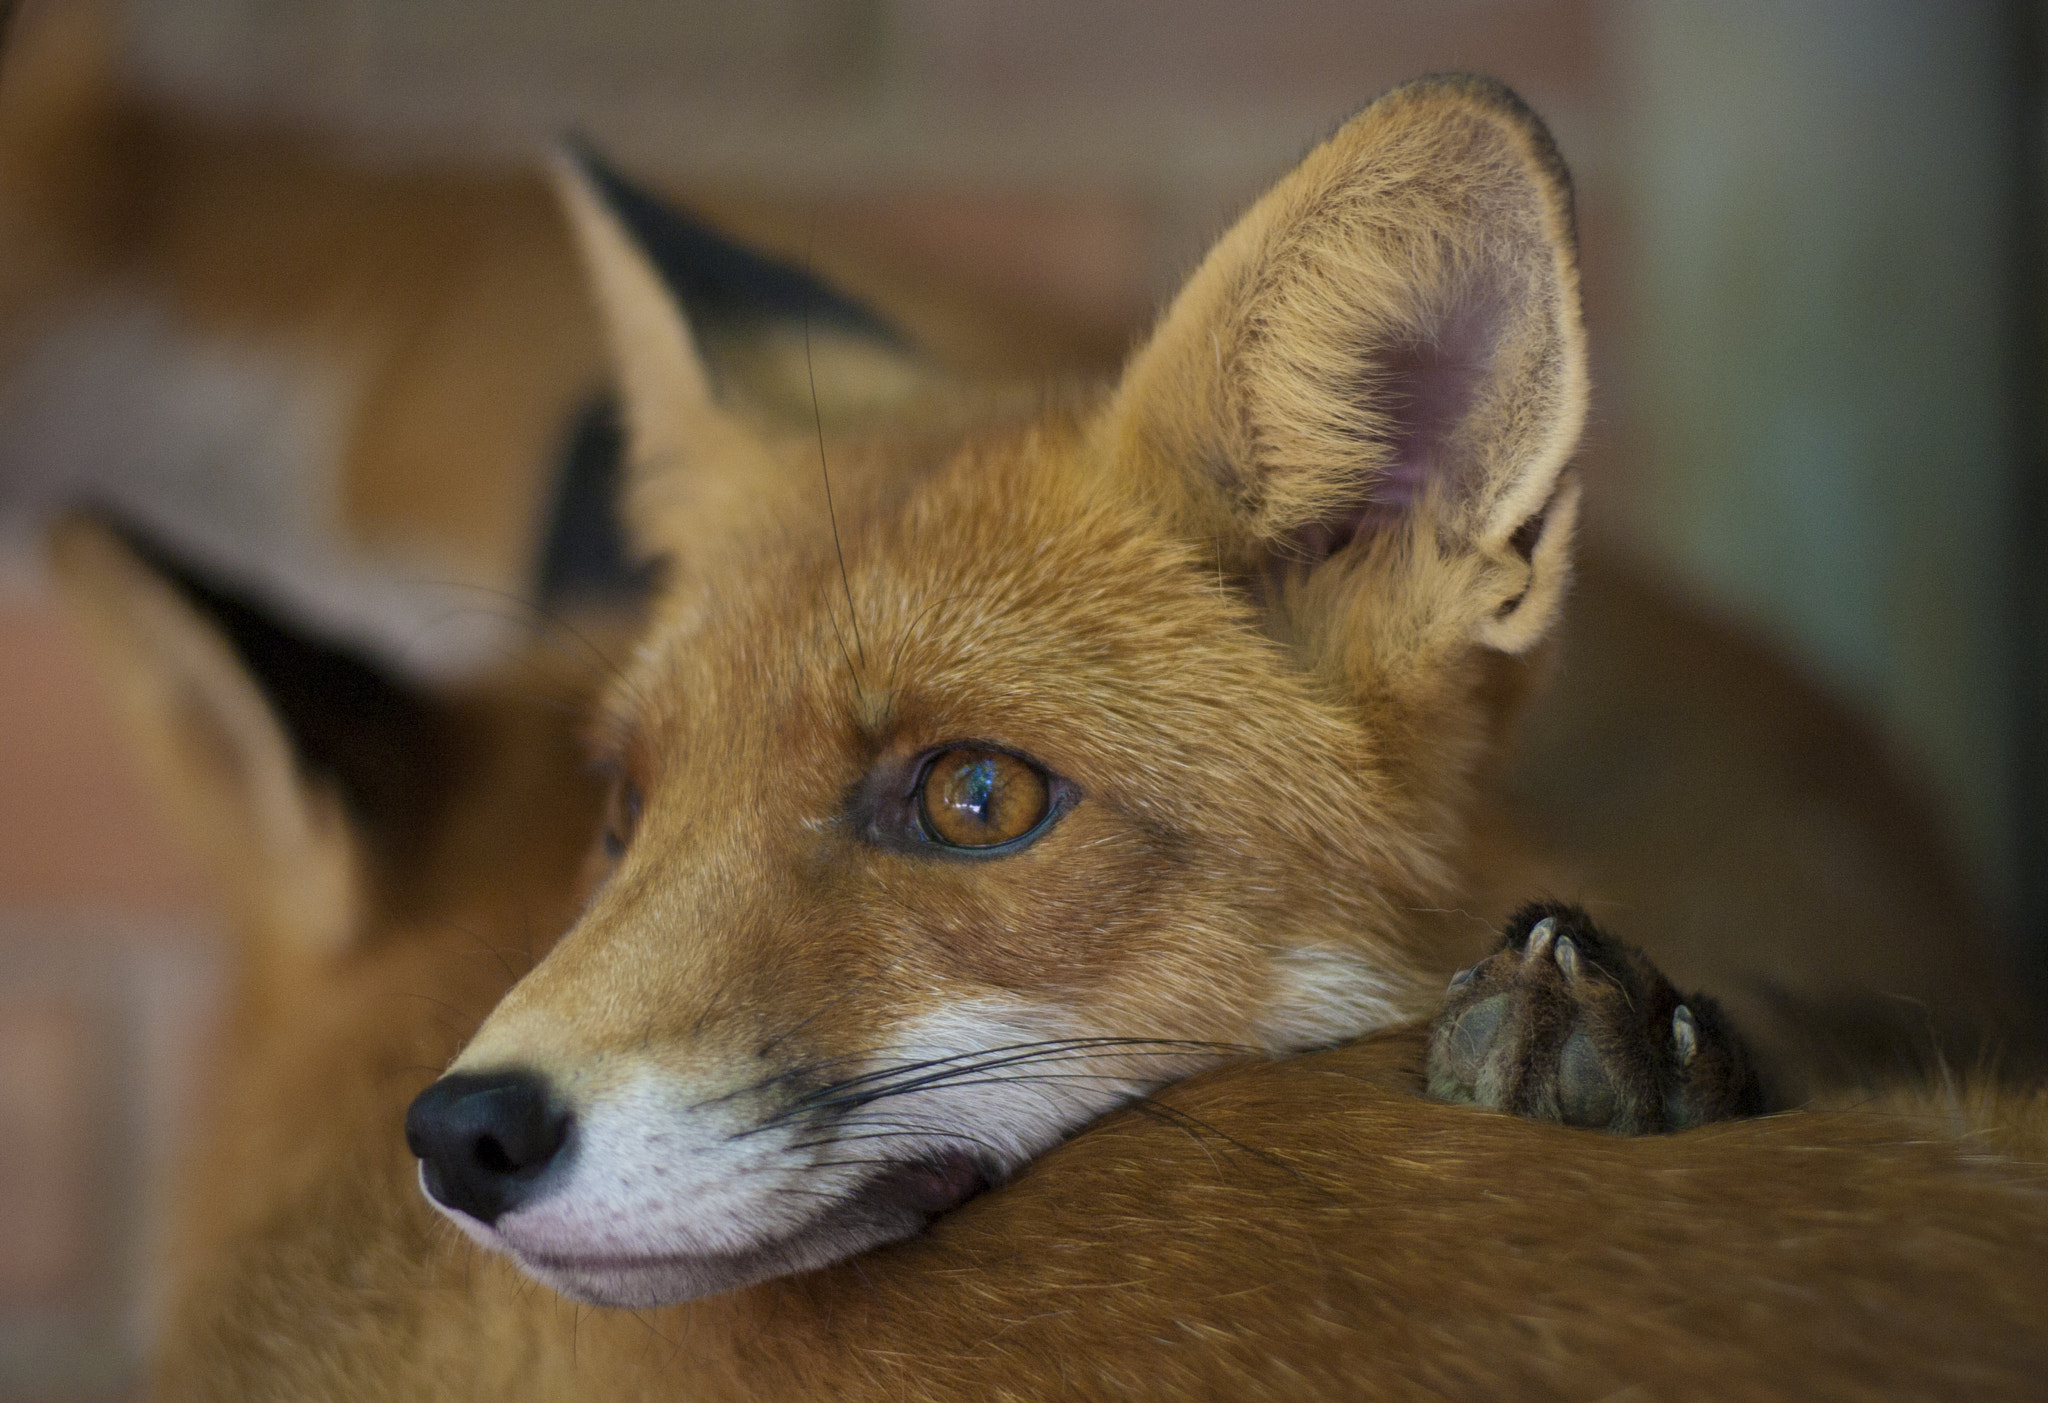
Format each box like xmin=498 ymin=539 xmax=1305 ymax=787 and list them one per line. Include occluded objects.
xmin=807 ymin=1036 xmax=1243 ymax=1095
xmin=399 ymin=989 xmax=488 ymax=1028
xmin=757 ymin=1043 xmax=1120 ymax=1115
xmin=1125 ymin=1096 xmax=1320 ymax=1191
xmin=742 ymin=1037 xmax=1254 ymax=1136
xmin=623 ymin=1309 xmax=682 ymax=1361
xmin=381 ymin=580 xmax=635 ymax=691
xmin=783 ymin=1125 xmax=1008 ymax=1159
xmin=428 ymin=913 xmax=534 ymax=988
xmin=803 ymin=216 xmax=868 ymax=689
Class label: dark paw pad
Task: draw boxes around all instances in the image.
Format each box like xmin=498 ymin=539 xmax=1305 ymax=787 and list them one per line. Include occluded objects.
xmin=1427 ymin=902 xmax=1763 ymax=1134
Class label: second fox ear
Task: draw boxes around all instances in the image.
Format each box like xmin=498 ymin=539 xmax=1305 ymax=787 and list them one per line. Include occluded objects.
xmin=550 ymin=147 xmax=782 ymax=561
xmin=548 ymin=146 xmax=927 ymax=563
xmin=1103 ymin=75 xmax=1587 ymax=657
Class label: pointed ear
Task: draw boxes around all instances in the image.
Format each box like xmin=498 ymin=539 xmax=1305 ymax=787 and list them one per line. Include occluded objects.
xmin=547 ymin=143 xmax=931 ymax=561
xmin=47 ymin=516 xmax=454 ymax=979
xmin=548 ymin=146 xmax=780 ymax=560
xmin=1105 ymin=75 xmax=1586 ymax=659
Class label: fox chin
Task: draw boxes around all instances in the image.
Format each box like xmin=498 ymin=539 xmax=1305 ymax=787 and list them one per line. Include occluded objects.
xmin=423 ymin=1148 xmax=991 ymax=1307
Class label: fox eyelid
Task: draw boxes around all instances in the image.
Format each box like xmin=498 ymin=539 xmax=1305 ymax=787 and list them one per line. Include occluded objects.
xmin=860 ymin=742 xmax=1076 ymax=859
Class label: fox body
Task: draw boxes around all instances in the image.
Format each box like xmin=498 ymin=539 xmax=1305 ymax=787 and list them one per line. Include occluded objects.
xmin=53 ymin=518 xmax=2048 ymax=1402
xmin=45 ymin=68 xmax=2048 ymax=1398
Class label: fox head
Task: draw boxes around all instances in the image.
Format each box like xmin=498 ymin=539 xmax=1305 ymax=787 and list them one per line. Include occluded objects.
xmin=411 ymin=74 xmax=1587 ymax=1308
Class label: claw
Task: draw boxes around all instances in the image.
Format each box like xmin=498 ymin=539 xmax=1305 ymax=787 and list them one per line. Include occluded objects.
xmin=1672 ymin=1005 xmax=1698 ymax=1066
xmin=1448 ymin=965 xmax=1476 ymax=991
xmin=1525 ymin=916 xmax=1557 ymax=959
xmin=1555 ymin=934 xmax=1581 ymax=981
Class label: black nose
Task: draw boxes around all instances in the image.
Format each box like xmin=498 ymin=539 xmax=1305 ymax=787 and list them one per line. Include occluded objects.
xmin=404 ymin=1070 xmax=571 ymax=1225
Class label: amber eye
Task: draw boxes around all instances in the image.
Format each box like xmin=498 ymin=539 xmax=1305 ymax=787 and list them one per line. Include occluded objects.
xmin=600 ymin=775 xmax=643 ymax=861
xmin=918 ymin=748 xmax=1051 ymax=849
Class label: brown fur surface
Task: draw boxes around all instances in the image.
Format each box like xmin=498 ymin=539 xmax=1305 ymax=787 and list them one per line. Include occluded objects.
xmin=52 ymin=517 xmax=2037 ymax=1400
xmin=18 ymin=7 xmax=2048 ymax=1393
xmin=114 ymin=610 xmax=2048 ymax=1402
xmin=1507 ymin=549 xmax=2033 ymax=1093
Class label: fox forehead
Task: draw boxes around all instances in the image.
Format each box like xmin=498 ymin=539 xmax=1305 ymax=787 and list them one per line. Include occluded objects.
xmin=620 ymin=416 xmax=1354 ymax=758
xmin=603 ymin=412 xmax=1419 ymax=870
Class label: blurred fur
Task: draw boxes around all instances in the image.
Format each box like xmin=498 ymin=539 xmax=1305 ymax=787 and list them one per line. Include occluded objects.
xmin=46 ymin=521 xmax=2047 ymax=1400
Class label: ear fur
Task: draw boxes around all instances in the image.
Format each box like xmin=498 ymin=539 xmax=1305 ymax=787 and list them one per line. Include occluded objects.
xmin=1105 ymin=74 xmax=1587 ymax=658
xmin=49 ymin=517 xmax=366 ymax=973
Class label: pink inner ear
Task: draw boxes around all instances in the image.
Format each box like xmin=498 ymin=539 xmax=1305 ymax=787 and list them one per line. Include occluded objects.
xmin=1331 ymin=294 xmax=1504 ymax=554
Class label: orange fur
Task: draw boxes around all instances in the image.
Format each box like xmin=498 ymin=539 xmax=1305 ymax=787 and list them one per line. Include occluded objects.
xmin=43 ymin=71 xmax=2047 ymax=1396
xmin=50 ymin=535 xmax=2041 ymax=1401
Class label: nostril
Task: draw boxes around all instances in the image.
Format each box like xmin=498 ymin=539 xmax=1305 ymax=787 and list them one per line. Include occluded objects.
xmin=474 ymin=1134 xmax=518 ymax=1176
xmin=404 ymin=1070 xmax=571 ymax=1225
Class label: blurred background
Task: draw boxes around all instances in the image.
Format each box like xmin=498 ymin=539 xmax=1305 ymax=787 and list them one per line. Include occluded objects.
xmin=1 ymin=0 xmax=2043 ymax=1396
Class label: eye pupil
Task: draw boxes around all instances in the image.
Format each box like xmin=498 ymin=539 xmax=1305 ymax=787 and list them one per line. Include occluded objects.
xmin=958 ymin=759 xmax=997 ymax=817
xmin=920 ymin=748 xmax=1050 ymax=849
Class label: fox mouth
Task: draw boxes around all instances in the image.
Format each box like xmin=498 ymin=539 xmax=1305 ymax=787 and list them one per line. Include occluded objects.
xmin=862 ymin=1148 xmax=992 ymax=1216
xmin=424 ymin=1032 xmax=1233 ymax=1306
xmin=496 ymin=1150 xmax=992 ymax=1308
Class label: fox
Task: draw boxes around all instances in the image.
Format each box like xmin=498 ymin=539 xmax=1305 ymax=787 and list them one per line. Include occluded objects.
xmin=415 ymin=72 xmax=1606 ymax=1307
xmin=54 ymin=513 xmax=2048 ymax=1400
xmin=50 ymin=72 xmax=2048 ymax=1399
xmin=2 ymin=0 xmax=2025 ymax=1091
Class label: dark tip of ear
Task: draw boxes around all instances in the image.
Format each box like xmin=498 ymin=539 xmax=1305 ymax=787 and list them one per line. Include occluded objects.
xmin=84 ymin=507 xmax=457 ymax=877
xmin=1400 ymin=73 xmax=1578 ymax=244
xmin=558 ymin=134 xmax=908 ymax=348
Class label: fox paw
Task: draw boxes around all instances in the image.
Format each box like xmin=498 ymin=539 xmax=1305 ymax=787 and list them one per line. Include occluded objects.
xmin=1427 ymin=902 xmax=1764 ymax=1133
